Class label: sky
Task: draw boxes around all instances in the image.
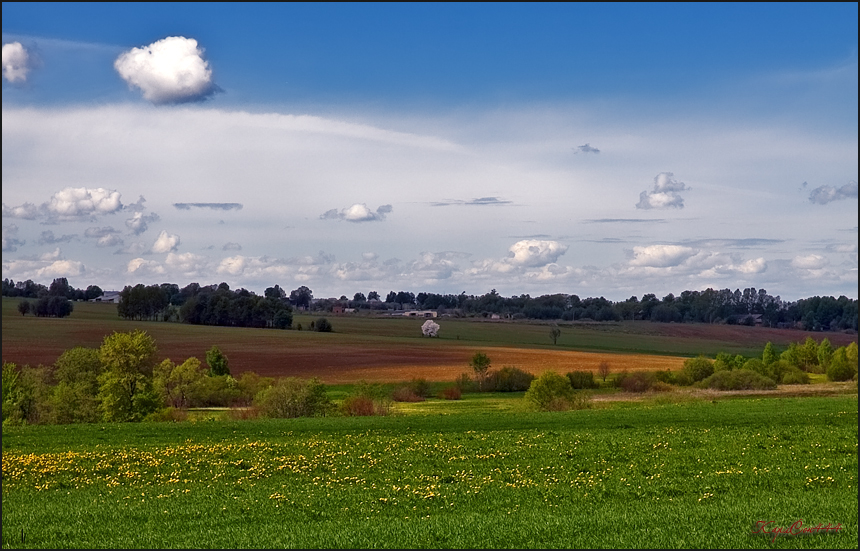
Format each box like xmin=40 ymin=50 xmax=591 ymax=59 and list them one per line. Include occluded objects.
xmin=2 ymin=2 xmax=858 ymax=302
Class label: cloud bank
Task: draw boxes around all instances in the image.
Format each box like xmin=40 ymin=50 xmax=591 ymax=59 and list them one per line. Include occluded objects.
xmin=114 ymin=36 xmax=217 ymax=104
xmin=808 ymin=181 xmax=858 ymax=204
xmin=320 ymin=203 xmax=393 ymax=222
xmin=173 ymin=203 xmax=243 ymax=211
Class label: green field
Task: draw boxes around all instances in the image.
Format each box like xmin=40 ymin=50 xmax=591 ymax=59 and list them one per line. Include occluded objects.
xmin=2 ymin=396 xmax=857 ymax=548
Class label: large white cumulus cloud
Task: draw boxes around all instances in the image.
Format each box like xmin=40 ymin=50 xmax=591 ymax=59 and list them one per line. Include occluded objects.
xmin=508 ymin=240 xmax=568 ymax=267
xmin=114 ymin=37 xmax=217 ymax=104
xmin=47 ymin=187 xmax=123 ymax=217
xmin=636 ymin=172 xmax=690 ymax=209
xmin=2 ymin=42 xmax=31 ymax=83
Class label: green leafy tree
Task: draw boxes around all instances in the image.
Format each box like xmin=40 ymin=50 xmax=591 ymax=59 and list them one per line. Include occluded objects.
xmin=525 ymin=371 xmax=582 ymax=411
xmin=761 ymin=342 xmax=778 ymax=366
xmin=469 ymin=352 xmax=492 ymax=390
xmin=51 ymin=347 xmax=104 ymax=424
xmin=683 ymin=355 xmax=715 ymax=382
xmin=254 ymin=377 xmax=332 ymax=418
xmin=17 ymin=300 xmax=30 ymax=316
xmin=817 ymin=338 xmax=834 ymax=370
xmin=206 ymin=346 xmax=230 ymax=376
xmin=315 ymin=317 xmax=333 ymax=332
xmin=827 ymin=347 xmax=857 ymax=382
xmin=97 ymin=330 xmax=159 ymax=422
xmin=154 ymin=357 xmax=206 ymax=408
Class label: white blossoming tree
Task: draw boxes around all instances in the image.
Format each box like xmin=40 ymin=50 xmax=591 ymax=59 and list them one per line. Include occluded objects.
xmin=421 ymin=320 xmax=440 ymax=337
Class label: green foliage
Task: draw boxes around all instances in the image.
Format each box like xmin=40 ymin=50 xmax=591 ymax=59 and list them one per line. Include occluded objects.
xmin=154 ymin=357 xmax=206 ymax=408
xmin=314 ymin=317 xmax=333 ymax=332
xmin=524 ymin=371 xmax=587 ymax=411
xmin=97 ymin=330 xmax=159 ymax=422
xmin=469 ymin=351 xmax=492 ymax=390
xmin=17 ymin=300 xmax=30 ymax=316
xmin=487 ymin=366 xmax=535 ymax=392
xmin=826 ymin=347 xmax=857 ymax=382
xmin=780 ymin=366 xmax=810 ymax=385
xmin=698 ymin=369 xmax=777 ymax=390
xmin=188 ymin=374 xmax=241 ymax=407
xmin=761 ymin=342 xmax=778 ymax=366
xmin=50 ymin=348 xmax=104 ymax=424
xmin=682 ymin=355 xmax=714 ymax=382
xmin=254 ymin=377 xmax=332 ymax=418
xmin=205 ymin=345 xmax=230 ymax=376
xmin=272 ymin=309 xmax=293 ymax=329
xmin=817 ymin=338 xmax=833 ymax=369
xmin=799 ymin=336 xmax=821 ymax=372
xmin=566 ymin=370 xmax=598 ymax=389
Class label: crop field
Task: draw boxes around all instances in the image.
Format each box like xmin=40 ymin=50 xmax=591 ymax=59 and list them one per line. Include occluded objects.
xmin=2 ymin=396 xmax=857 ymax=549
xmin=2 ymin=298 xmax=855 ymax=383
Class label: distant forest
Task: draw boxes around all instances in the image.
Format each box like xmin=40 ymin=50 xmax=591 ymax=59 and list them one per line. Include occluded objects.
xmin=3 ymin=277 xmax=857 ymax=332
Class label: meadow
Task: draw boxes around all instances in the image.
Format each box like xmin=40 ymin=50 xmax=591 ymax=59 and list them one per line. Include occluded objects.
xmin=2 ymin=395 xmax=857 ymax=548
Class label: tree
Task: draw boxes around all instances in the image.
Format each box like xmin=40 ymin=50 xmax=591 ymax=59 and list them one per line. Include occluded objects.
xmin=683 ymin=355 xmax=715 ymax=382
xmin=817 ymin=338 xmax=834 ymax=369
xmin=97 ymin=330 xmax=159 ymax=422
xmin=762 ymin=342 xmax=778 ymax=366
xmin=254 ymin=377 xmax=332 ymax=418
xmin=469 ymin=352 xmax=492 ymax=390
xmin=353 ymin=292 xmax=366 ymax=302
xmin=421 ymin=320 xmax=440 ymax=337
xmin=206 ymin=346 xmax=230 ymax=376
xmin=315 ymin=317 xmax=333 ymax=332
xmin=51 ymin=347 xmax=104 ymax=424
xmin=598 ymin=361 xmax=611 ymax=382
xmin=290 ymin=286 xmax=313 ymax=309
xmin=154 ymin=357 xmax=205 ymax=408
xmin=17 ymin=300 xmax=30 ymax=316
xmin=265 ymin=285 xmax=286 ymax=299
xmin=549 ymin=325 xmax=561 ymax=345
xmin=368 ymin=291 xmax=380 ymax=301
xmin=524 ymin=371 xmax=578 ymax=411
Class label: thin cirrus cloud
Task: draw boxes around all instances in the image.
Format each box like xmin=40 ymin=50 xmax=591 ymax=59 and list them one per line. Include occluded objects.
xmin=114 ymin=36 xmax=219 ymax=104
xmin=431 ymin=196 xmax=513 ymax=207
xmin=320 ymin=203 xmax=392 ymax=222
xmin=173 ymin=203 xmax=243 ymax=211
xmin=636 ymin=172 xmax=690 ymax=209
xmin=808 ymin=181 xmax=858 ymax=205
xmin=574 ymin=143 xmax=600 ymax=154
xmin=2 ymin=42 xmax=32 ymax=83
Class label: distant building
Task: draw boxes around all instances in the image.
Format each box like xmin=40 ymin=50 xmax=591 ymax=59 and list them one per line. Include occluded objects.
xmin=91 ymin=291 xmax=122 ymax=303
xmin=401 ymin=310 xmax=438 ymax=318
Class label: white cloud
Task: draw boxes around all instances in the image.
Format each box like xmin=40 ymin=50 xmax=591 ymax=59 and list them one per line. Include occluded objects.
xmin=508 ymin=240 xmax=568 ymax=267
xmin=808 ymin=181 xmax=858 ymax=205
xmin=321 ymin=203 xmax=393 ymax=222
xmin=628 ymin=245 xmax=697 ymax=268
xmin=2 ymin=202 xmax=40 ymax=220
xmin=164 ymin=252 xmax=209 ymax=276
xmin=125 ymin=211 xmax=159 ymax=235
xmin=791 ymin=254 xmax=828 ymax=270
xmin=150 ymin=230 xmax=180 ymax=253
xmin=2 ymin=42 xmax=31 ymax=83
xmin=636 ymin=172 xmax=690 ymax=209
xmin=47 ymin=187 xmax=123 ymax=218
xmin=127 ymin=257 xmax=165 ymax=276
xmin=114 ymin=36 xmax=217 ymax=104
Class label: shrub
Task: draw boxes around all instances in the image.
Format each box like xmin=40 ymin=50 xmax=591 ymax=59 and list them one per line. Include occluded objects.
xmin=651 ymin=381 xmax=676 ymax=392
xmin=254 ymin=377 xmax=332 ymax=418
xmin=654 ymin=369 xmax=692 ymax=386
xmin=315 ymin=318 xmax=333 ymax=332
xmin=408 ymin=377 xmax=432 ymax=398
xmin=340 ymin=381 xmax=391 ymax=416
xmin=781 ymin=366 xmax=810 ymax=385
xmin=391 ymin=386 xmax=425 ymax=402
xmin=566 ymin=370 xmax=598 ymax=389
xmin=698 ymin=369 xmax=777 ymax=391
xmin=616 ymin=370 xmax=656 ymax=393
xmin=453 ymin=372 xmax=477 ymax=393
xmin=488 ymin=366 xmax=535 ymax=392
xmin=683 ymin=356 xmax=714 ymax=382
xmin=439 ymin=386 xmax=461 ymax=400
xmin=827 ymin=347 xmax=857 ymax=382
xmin=525 ymin=371 xmax=590 ymax=411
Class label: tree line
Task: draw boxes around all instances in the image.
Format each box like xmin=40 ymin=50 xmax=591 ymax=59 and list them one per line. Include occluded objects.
xmin=3 ymin=277 xmax=857 ymax=332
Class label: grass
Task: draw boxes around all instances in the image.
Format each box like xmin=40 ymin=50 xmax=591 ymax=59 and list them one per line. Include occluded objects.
xmin=2 ymin=395 xmax=857 ymax=548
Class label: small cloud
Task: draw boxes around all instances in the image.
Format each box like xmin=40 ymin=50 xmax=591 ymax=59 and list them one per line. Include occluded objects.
xmin=808 ymin=181 xmax=858 ymax=205
xmin=2 ymin=42 xmax=32 ymax=83
xmin=38 ymin=230 xmax=76 ymax=245
xmin=127 ymin=257 xmax=165 ymax=276
xmin=222 ymin=242 xmax=242 ymax=251
xmin=173 ymin=202 xmax=243 ymax=211
xmin=629 ymin=245 xmax=697 ymax=268
xmin=2 ymin=224 xmax=25 ymax=252
xmin=636 ymin=172 xmax=690 ymax=210
xmin=124 ymin=195 xmax=148 ymax=213
xmin=320 ymin=203 xmax=392 ymax=222
xmin=125 ymin=211 xmax=160 ymax=235
xmin=114 ymin=36 xmax=218 ymax=104
xmin=791 ymin=254 xmax=828 ymax=270
xmin=574 ymin=143 xmax=600 ymax=154
xmin=362 ymin=252 xmax=378 ymax=261
xmin=2 ymin=202 xmax=40 ymax=220
xmin=150 ymin=230 xmax=180 ymax=254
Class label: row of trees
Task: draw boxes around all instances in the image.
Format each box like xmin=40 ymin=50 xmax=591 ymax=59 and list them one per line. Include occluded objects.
xmin=4 ymin=277 xmax=857 ymax=332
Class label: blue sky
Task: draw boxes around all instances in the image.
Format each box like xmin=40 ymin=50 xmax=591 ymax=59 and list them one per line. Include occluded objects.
xmin=2 ymin=2 xmax=857 ymax=301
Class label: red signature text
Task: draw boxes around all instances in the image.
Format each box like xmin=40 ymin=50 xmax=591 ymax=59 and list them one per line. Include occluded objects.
xmin=752 ymin=520 xmax=843 ymax=543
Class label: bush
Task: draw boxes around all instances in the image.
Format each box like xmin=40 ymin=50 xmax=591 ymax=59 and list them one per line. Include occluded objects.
xmin=391 ymin=386 xmax=425 ymax=402
xmin=655 ymin=369 xmax=693 ymax=386
xmin=254 ymin=377 xmax=332 ymax=418
xmin=487 ymin=366 xmax=535 ymax=392
xmin=781 ymin=366 xmax=810 ymax=385
xmin=439 ymin=386 xmax=462 ymax=400
xmin=525 ymin=371 xmax=590 ymax=411
xmin=566 ymin=370 xmax=598 ymax=389
xmin=314 ymin=318 xmax=333 ymax=332
xmin=340 ymin=381 xmax=391 ymax=416
xmin=615 ymin=370 xmax=656 ymax=393
xmin=698 ymin=369 xmax=777 ymax=391
xmin=453 ymin=372 xmax=477 ymax=393
xmin=408 ymin=377 xmax=432 ymax=398
xmin=827 ymin=347 xmax=857 ymax=382
xmin=683 ymin=356 xmax=714 ymax=382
